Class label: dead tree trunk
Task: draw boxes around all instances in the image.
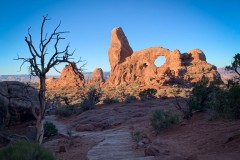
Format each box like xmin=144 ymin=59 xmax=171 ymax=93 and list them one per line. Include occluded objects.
xmin=15 ymin=15 xmax=83 ymax=144
xmin=35 ymin=76 xmax=46 ymax=142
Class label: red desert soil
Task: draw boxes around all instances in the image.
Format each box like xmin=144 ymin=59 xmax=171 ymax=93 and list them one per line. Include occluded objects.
xmin=42 ymin=98 xmax=240 ymax=160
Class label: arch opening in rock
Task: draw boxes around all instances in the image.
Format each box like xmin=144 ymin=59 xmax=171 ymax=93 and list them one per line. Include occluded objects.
xmin=154 ymin=56 xmax=166 ymax=67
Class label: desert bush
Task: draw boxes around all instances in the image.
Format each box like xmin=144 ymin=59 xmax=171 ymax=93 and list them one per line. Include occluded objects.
xmin=103 ymin=96 xmax=119 ymax=104
xmin=116 ymin=85 xmax=126 ymax=97
xmin=124 ymin=95 xmax=137 ymax=103
xmin=0 ymin=141 xmax=54 ymax=160
xmin=210 ymin=84 xmax=240 ymax=119
xmin=60 ymin=86 xmax=67 ymax=91
xmin=131 ymin=130 xmax=142 ymax=143
xmin=151 ymin=109 xmax=179 ymax=133
xmin=80 ymin=87 xmax=102 ymax=111
xmin=139 ymin=88 xmax=157 ymax=100
xmin=55 ymin=107 xmax=73 ymax=117
xmin=55 ymin=105 xmax=76 ymax=117
xmin=100 ymin=121 xmax=111 ymax=130
xmin=166 ymin=88 xmax=176 ymax=95
xmin=188 ymin=77 xmax=214 ymax=112
xmin=178 ymin=90 xmax=189 ymax=98
xmin=188 ymin=54 xmax=240 ymax=119
xmin=130 ymin=82 xmax=140 ymax=88
xmin=174 ymin=97 xmax=193 ymax=119
xmin=44 ymin=121 xmax=58 ymax=137
xmin=157 ymin=89 xmax=167 ymax=97
xmin=189 ymin=76 xmax=240 ymax=119
xmin=105 ymin=86 xmax=115 ymax=91
xmin=55 ymin=87 xmax=102 ymax=116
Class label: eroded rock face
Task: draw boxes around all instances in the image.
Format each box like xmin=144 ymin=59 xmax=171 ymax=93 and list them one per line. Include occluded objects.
xmin=106 ymin=27 xmax=221 ymax=86
xmin=0 ymin=81 xmax=39 ymax=126
xmin=46 ymin=62 xmax=85 ymax=89
xmin=108 ymin=27 xmax=133 ymax=69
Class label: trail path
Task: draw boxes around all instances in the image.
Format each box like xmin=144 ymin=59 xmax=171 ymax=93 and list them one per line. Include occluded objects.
xmin=87 ymin=129 xmax=155 ymax=160
xmin=46 ymin=115 xmax=155 ymax=160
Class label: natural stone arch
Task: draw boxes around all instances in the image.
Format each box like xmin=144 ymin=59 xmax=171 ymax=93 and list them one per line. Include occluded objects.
xmin=106 ymin=27 xmax=221 ymax=86
xmin=154 ymin=56 xmax=166 ymax=68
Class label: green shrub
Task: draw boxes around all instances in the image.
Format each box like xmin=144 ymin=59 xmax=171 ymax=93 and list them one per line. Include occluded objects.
xmin=139 ymin=88 xmax=157 ymax=100
xmin=100 ymin=121 xmax=111 ymax=130
xmin=55 ymin=107 xmax=74 ymax=117
xmin=210 ymin=85 xmax=240 ymax=119
xmin=44 ymin=121 xmax=58 ymax=137
xmin=189 ymin=76 xmax=240 ymax=119
xmin=151 ymin=109 xmax=179 ymax=133
xmin=103 ymin=97 xmax=119 ymax=104
xmin=189 ymin=53 xmax=240 ymax=119
xmin=55 ymin=104 xmax=82 ymax=117
xmin=124 ymin=95 xmax=137 ymax=103
xmin=157 ymin=89 xmax=167 ymax=97
xmin=80 ymin=87 xmax=102 ymax=111
xmin=166 ymin=88 xmax=176 ymax=95
xmin=178 ymin=90 xmax=189 ymax=98
xmin=131 ymin=130 xmax=142 ymax=143
xmin=0 ymin=141 xmax=54 ymax=160
xmin=188 ymin=77 xmax=214 ymax=111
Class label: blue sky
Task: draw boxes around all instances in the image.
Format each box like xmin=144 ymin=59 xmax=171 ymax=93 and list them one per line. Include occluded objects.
xmin=0 ymin=0 xmax=239 ymax=75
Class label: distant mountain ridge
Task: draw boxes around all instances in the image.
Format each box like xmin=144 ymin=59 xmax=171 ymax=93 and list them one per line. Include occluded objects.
xmin=217 ymin=68 xmax=238 ymax=83
xmin=0 ymin=75 xmax=39 ymax=83
xmin=0 ymin=72 xmax=110 ymax=83
xmin=1 ymin=69 xmax=237 ymax=84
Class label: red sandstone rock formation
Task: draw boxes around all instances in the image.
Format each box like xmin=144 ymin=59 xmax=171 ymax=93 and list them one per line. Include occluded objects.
xmin=88 ymin=68 xmax=104 ymax=84
xmin=46 ymin=62 xmax=85 ymax=89
xmin=106 ymin=27 xmax=221 ymax=86
xmin=108 ymin=27 xmax=133 ymax=69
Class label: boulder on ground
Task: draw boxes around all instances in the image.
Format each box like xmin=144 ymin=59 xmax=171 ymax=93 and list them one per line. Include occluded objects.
xmin=0 ymin=81 xmax=39 ymax=126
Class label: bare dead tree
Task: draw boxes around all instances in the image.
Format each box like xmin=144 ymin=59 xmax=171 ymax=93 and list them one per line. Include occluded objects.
xmin=15 ymin=15 xmax=83 ymax=144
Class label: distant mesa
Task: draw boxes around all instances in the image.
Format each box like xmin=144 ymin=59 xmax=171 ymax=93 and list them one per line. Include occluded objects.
xmin=106 ymin=27 xmax=221 ymax=86
xmin=217 ymin=68 xmax=238 ymax=83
